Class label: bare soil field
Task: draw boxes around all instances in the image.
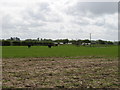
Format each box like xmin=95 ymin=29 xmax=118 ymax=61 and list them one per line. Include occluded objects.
xmin=2 ymin=57 xmax=119 ymax=88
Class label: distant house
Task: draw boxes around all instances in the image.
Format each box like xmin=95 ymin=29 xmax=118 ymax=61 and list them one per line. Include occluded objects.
xmin=54 ymin=42 xmax=58 ymax=46
xmin=114 ymin=42 xmax=118 ymax=45
xmin=59 ymin=42 xmax=64 ymax=45
xmin=82 ymin=43 xmax=91 ymax=46
xmin=67 ymin=42 xmax=72 ymax=45
xmin=54 ymin=42 xmax=58 ymax=44
xmin=91 ymin=41 xmax=96 ymax=45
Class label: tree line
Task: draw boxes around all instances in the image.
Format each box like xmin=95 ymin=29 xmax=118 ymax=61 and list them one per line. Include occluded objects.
xmin=0 ymin=37 xmax=119 ymax=46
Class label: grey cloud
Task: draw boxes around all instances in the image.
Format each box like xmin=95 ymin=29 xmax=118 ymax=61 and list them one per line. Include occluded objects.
xmin=71 ymin=17 xmax=105 ymax=26
xmin=105 ymin=23 xmax=118 ymax=30
xmin=26 ymin=10 xmax=46 ymax=21
xmin=2 ymin=13 xmax=46 ymax=33
xmin=24 ymin=2 xmax=62 ymax=23
xmin=23 ymin=2 xmax=51 ymax=22
xmin=29 ymin=22 xmax=46 ymax=27
xmin=38 ymin=2 xmax=51 ymax=12
xmin=66 ymin=2 xmax=118 ymax=16
xmin=2 ymin=15 xmax=16 ymax=30
xmin=1 ymin=1 xmax=118 ymax=41
xmin=94 ymin=19 xmax=105 ymax=26
xmin=104 ymin=29 xmax=118 ymax=40
xmin=95 ymin=21 xmax=105 ymax=26
xmin=72 ymin=18 xmax=90 ymax=26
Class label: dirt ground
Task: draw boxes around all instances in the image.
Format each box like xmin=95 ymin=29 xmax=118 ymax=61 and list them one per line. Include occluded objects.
xmin=2 ymin=57 xmax=119 ymax=88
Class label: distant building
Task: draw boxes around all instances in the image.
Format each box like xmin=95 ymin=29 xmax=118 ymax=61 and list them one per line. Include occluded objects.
xmin=54 ymin=42 xmax=58 ymax=44
xmin=82 ymin=43 xmax=91 ymax=46
xmin=67 ymin=42 xmax=72 ymax=45
xmin=91 ymin=41 xmax=97 ymax=44
xmin=59 ymin=42 xmax=64 ymax=45
xmin=114 ymin=41 xmax=118 ymax=45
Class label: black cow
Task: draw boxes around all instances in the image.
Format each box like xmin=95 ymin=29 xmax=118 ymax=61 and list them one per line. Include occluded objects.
xmin=54 ymin=44 xmax=58 ymax=46
xmin=48 ymin=44 xmax=52 ymax=48
xmin=28 ymin=44 xmax=31 ymax=48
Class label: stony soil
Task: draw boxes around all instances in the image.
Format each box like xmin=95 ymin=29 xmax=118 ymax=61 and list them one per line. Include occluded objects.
xmin=2 ymin=57 xmax=119 ymax=89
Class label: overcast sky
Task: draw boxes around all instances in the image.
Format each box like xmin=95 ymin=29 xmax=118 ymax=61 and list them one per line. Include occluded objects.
xmin=0 ymin=0 xmax=119 ymax=41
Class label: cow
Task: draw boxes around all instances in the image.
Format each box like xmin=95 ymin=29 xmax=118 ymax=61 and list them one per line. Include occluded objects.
xmin=28 ymin=44 xmax=31 ymax=48
xmin=48 ymin=44 xmax=52 ymax=48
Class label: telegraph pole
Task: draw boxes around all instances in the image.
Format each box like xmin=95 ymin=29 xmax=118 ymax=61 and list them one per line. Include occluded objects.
xmin=90 ymin=33 xmax=91 ymax=47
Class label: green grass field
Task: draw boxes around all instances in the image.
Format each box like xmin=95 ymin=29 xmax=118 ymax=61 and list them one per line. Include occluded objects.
xmin=1 ymin=45 xmax=118 ymax=58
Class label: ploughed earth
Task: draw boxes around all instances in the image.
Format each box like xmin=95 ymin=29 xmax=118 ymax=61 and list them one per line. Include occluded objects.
xmin=2 ymin=57 xmax=119 ymax=88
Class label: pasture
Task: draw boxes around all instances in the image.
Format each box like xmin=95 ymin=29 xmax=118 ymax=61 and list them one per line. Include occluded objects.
xmin=2 ymin=45 xmax=118 ymax=58
xmin=1 ymin=45 xmax=119 ymax=88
